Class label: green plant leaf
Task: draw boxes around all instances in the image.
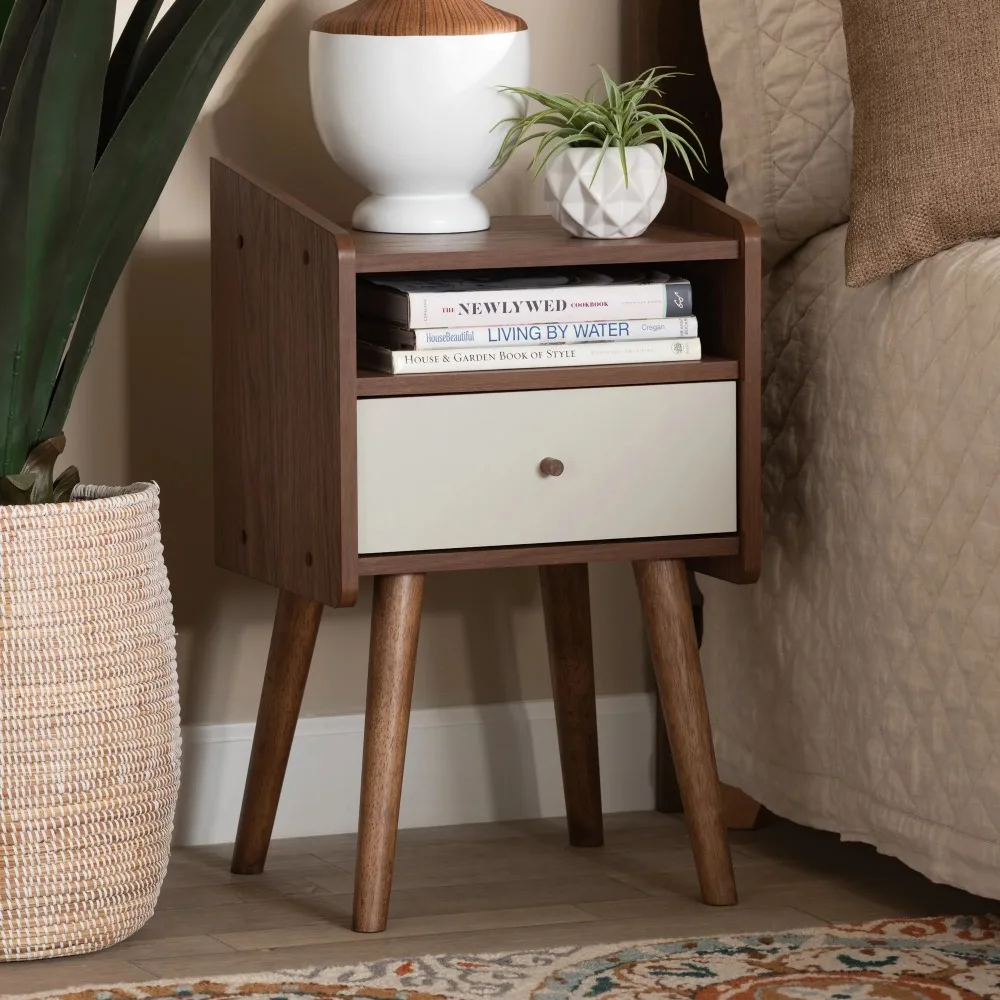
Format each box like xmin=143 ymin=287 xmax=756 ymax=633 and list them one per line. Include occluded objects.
xmin=637 ymin=102 xmax=694 ymax=124
xmin=0 ymin=0 xmax=17 ymax=44
xmin=499 ymin=86 xmax=605 ymax=123
xmin=619 ymin=142 xmax=630 ymax=186
xmin=0 ymin=1 xmax=59 ymax=477
xmin=590 ymin=134 xmax=613 ymax=184
xmin=0 ymin=0 xmax=45 ymax=130
xmin=492 ymin=97 xmax=616 ymax=171
xmin=0 ymin=472 xmax=35 ymax=504
xmin=531 ymin=131 xmax=579 ymax=177
xmin=3 ymin=0 xmax=115 ymax=474
xmin=667 ymin=132 xmax=696 ymax=179
xmin=39 ymin=0 xmax=266 ymax=443
xmin=99 ymin=0 xmax=167 ymax=154
xmin=113 ymin=0 xmax=202 ymax=129
xmin=597 ymin=64 xmax=621 ymax=110
xmin=53 ymin=463 xmax=79 ymax=502
xmin=646 ymin=110 xmax=705 ymax=144
xmin=492 ymin=64 xmax=707 ymax=187
xmin=20 ymin=431 xmax=63 ymax=502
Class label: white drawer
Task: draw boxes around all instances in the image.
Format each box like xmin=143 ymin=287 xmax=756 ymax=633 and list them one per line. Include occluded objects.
xmin=357 ymin=383 xmax=736 ymax=554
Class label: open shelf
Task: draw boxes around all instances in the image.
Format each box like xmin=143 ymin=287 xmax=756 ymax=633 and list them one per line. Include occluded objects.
xmin=350 ymin=216 xmax=739 ymax=273
xmin=355 ymin=357 xmax=738 ymax=397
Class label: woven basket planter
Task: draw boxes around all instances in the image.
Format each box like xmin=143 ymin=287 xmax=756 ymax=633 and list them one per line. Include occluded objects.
xmin=0 ymin=483 xmax=180 ymax=962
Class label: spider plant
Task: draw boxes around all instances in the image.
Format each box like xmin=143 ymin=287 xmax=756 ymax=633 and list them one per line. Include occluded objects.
xmin=493 ymin=66 xmax=706 ymax=187
xmin=0 ymin=0 xmax=266 ymax=505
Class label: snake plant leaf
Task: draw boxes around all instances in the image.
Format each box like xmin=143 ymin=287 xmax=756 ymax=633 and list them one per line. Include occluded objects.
xmin=20 ymin=432 xmax=63 ymax=502
xmin=29 ymin=466 xmax=49 ymax=503
xmin=113 ymin=0 xmax=202 ymax=131
xmin=0 ymin=0 xmax=45 ymax=129
xmin=0 ymin=1 xmax=59 ymax=477
xmin=99 ymin=0 xmax=167 ymax=155
xmin=38 ymin=0 xmax=266 ymax=443
xmin=0 ymin=472 xmax=36 ymax=504
xmin=0 ymin=0 xmax=16 ymax=45
xmin=21 ymin=430 xmax=64 ymax=471
xmin=4 ymin=0 xmax=115 ymax=473
xmin=52 ymin=463 xmax=79 ymax=503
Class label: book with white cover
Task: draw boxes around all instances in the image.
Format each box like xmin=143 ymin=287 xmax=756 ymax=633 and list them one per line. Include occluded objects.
xmin=360 ymin=315 xmax=699 ymax=350
xmin=358 ymin=337 xmax=702 ymax=375
xmin=358 ymin=268 xmax=694 ymax=329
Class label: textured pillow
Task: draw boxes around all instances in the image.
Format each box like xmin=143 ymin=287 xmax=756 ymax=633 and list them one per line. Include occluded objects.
xmin=700 ymin=0 xmax=853 ymax=273
xmin=841 ymin=1 xmax=1000 ymax=287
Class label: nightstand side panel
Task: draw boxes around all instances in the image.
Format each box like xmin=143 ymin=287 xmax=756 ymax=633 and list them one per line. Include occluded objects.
xmin=211 ymin=160 xmax=359 ymax=607
xmin=663 ymin=175 xmax=762 ymax=584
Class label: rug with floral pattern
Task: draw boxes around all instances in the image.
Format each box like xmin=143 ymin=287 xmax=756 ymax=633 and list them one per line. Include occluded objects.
xmin=13 ymin=916 xmax=1000 ymax=1000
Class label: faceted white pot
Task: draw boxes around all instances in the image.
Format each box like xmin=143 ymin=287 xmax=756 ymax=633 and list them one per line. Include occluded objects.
xmin=544 ymin=144 xmax=668 ymax=240
xmin=310 ymin=31 xmax=530 ymax=234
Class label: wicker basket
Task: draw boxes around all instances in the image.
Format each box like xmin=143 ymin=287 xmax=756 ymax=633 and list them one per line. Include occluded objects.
xmin=0 ymin=483 xmax=180 ymax=962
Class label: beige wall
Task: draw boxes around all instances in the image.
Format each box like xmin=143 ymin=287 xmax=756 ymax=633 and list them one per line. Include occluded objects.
xmin=71 ymin=0 xmax=649 ymax=726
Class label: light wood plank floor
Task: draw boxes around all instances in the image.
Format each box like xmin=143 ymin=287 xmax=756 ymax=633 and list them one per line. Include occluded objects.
xmin=3 ymin=812 xmax=995 ymax=996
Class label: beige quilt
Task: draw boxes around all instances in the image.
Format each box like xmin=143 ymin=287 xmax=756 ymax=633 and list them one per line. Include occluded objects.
xmin=700 ymin=224 xmax=1000 ymax=896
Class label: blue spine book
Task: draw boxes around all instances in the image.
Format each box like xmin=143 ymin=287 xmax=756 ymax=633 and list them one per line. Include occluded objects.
xmin=361 ymin=315 xmax=698 ymax=350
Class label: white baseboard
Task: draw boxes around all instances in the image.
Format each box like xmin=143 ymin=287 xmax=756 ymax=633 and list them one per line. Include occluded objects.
xmin=175 ymin=693 xmax=657 ymax=847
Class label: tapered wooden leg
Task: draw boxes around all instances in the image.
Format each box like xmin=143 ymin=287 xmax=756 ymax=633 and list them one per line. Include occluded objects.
xmin=723 ymin=784 xmax=765 ymax=830
xmin=655 ymin=571 xmax=704 ymax=815
xmin=655 ymin=717 xmax=683 ymax=814
xmin=540 ymin=564 xmax=604 ymax=848
xmin=231 ymin=589 xmax=324 ymax=875
xmin=353 ymin=574 xmax=425 ymax=933
xmin=634 ymin=559 xmax=737 ymax=906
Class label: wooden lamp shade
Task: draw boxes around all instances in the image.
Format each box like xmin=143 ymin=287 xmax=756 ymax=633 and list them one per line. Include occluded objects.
xmin=314 ymin=0 xmax=528 ymax=36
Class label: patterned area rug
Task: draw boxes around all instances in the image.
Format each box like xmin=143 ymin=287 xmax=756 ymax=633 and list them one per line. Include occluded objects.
xmin=13 ymin=916 xmax=1000 ymax=1000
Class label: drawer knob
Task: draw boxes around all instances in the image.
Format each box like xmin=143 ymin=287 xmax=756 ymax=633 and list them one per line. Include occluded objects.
xmin=539 ymin=457 xmax=565 ymax=478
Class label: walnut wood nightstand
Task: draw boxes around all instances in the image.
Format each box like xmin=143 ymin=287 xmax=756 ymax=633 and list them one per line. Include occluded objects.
xmin=210 ymin=159 xmax=762 ymax=934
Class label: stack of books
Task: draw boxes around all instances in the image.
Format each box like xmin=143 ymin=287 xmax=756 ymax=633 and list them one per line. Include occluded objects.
xmin=356 ymin=267 xmax=700 ymax=375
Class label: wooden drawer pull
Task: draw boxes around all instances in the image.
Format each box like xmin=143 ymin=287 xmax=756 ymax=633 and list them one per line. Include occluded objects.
xmin=539 ymin=457 xmax=565 ymax=478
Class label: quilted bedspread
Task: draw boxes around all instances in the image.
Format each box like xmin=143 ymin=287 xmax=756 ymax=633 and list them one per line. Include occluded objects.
xmin=700 ymin=223 xmax=1000 ymax=896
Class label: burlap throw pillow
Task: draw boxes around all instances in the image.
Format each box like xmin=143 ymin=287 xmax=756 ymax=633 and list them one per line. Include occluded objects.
xmin=842 ymin=0 xmax=1000 ymax=287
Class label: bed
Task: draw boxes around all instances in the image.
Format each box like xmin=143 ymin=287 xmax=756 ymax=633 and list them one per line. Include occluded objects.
xmin=625 ymin=0 xmax=1000 ymax=896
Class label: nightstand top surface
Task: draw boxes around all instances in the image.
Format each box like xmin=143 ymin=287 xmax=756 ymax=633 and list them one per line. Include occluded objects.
xmin=347 ymin=215 xmax=740 ymax=273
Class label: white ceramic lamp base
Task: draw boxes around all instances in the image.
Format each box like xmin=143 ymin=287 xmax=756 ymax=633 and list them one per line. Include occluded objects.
xmin=310 ymin=32 xmax=529 ymax=235
xmin=352 ymin=193 xmax=491 ymax=235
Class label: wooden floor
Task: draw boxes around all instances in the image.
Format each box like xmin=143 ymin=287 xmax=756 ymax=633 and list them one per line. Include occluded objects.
xmin=3 ymin=812 xmax=995 ymax=996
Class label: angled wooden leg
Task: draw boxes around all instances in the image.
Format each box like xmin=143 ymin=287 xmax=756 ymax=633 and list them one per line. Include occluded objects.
xmin=232 ymin=589 xmax=324 ymax=875
xmin=655 ymin=716 xmax=682 ymax=814
xmin=723 ymin=784 xmax=765 ymax=830
xmin=634 ymin=559 xmax=737 ymax=906
xmin=353 ymin=574 xmax=425 ymax=934
xmin=540 ymin=564 xmax=603 ymax=848
xmin=655 ymin=571 xmax=704 ymax=815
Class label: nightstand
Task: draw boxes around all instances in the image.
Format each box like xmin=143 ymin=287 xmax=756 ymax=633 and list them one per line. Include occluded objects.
xmin=210 ymin=160 xmax=761 ymax=934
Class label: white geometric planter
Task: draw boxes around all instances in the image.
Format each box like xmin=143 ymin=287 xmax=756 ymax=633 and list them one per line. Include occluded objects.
xmin=544 ymin=144 xmax=668 ymax=240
